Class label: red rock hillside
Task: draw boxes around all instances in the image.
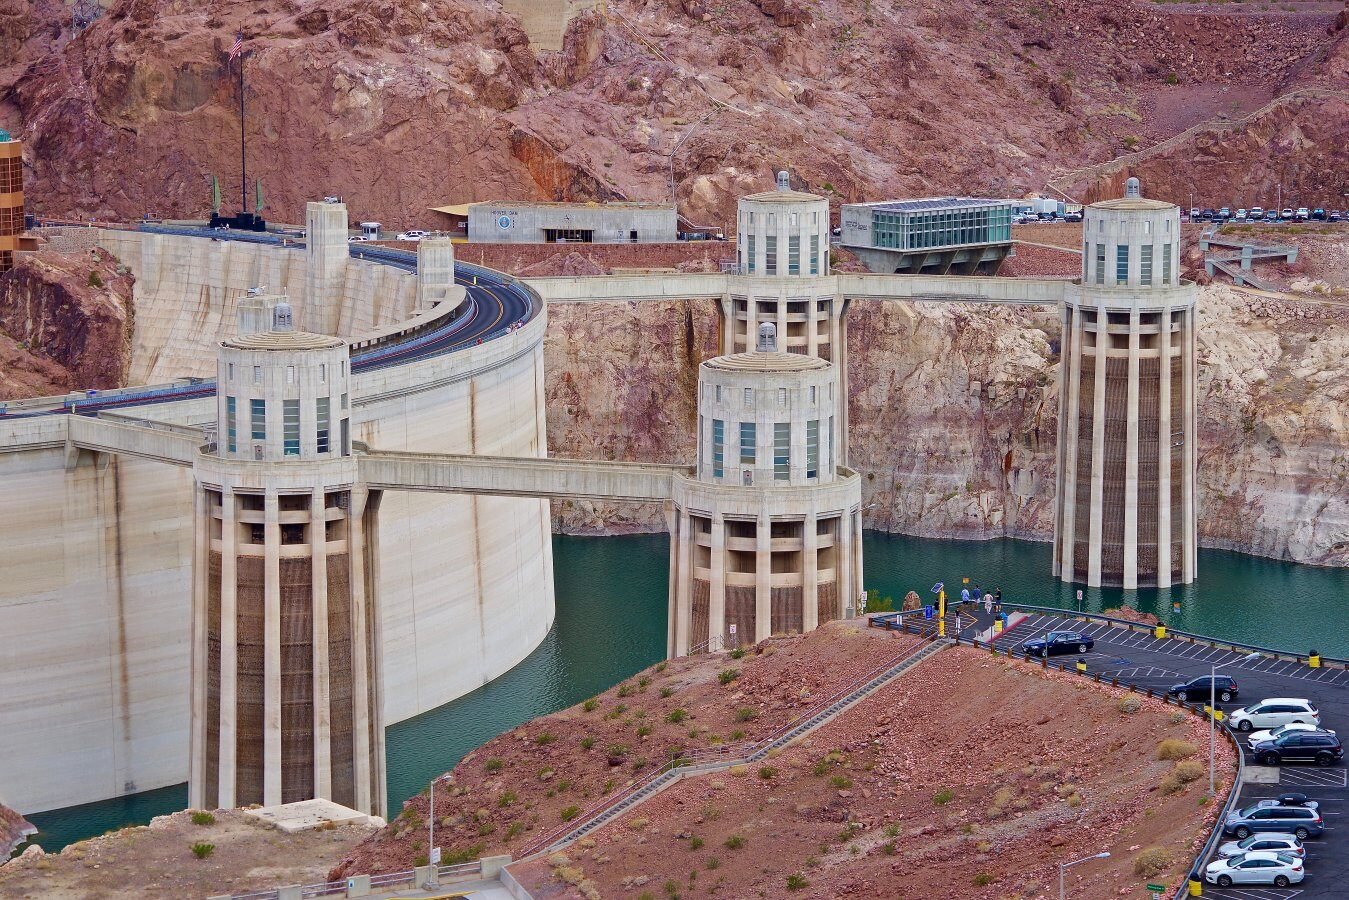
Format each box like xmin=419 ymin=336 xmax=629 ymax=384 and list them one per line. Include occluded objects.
xmin=0 ymin=247 xmax=135 ymax=399
xmin=1 ymin=1 xmax=1346 ymax=230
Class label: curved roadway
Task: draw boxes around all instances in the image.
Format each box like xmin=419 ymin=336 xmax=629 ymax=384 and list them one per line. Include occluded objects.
xmin=6 ymin=227 xmax=540 ymax=416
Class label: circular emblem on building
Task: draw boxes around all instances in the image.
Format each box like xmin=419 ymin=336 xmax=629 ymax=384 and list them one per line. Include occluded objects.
xmin=497 ymin=215 xmax=512 ymax=230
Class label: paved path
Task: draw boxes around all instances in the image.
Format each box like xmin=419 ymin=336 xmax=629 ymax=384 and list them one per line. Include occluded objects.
xmin=994 ymin=612 xmax=1348 ymax=899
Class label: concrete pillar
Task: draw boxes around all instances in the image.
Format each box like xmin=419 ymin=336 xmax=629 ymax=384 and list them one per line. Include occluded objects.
xmin=719 ymin=294 xmax=734 ymax=356
xmin=364 ymin=490 xmax=387 ymax=819
xmin=189 ymin=486 xmax=209 ymax=811
xmin=674 ymin=506 xmax=692 ymax=655
xmin=806 ymin=299 xmax=820 ymax=358
xmin=218 ymin=488 xmax=238 ymax=809
xmin=852 ymin=506 xmax=864 ymax=610
xmin=263 ymin=490 xmax=282 ymax=806
xmin=1086 ymin=303 xmax=1108 ymax=587
xmin=347 ymin=486 xmax=372 ymax=814
xmin=755 ymin=510 xmax=771 ymax=642
xmin=311 ymin=488 xmax=332 ymax=799
xmin=709 ymin=513 xmax=726 ymax=650
xmin=665 ymin=501 xmax=678 ymax=658
xmin=802 ymin=511 xmax=818 ymax=633
xmin=775 ymin=295 xmax=788 ymax=355
xmin=838 ymin=507 xmax=853 ymax=619
xmin=1057 ymin=305 xmax=1082 ymax=580
xmin=304 ymin=201 xmax=350 ymax=334
xmin=1182 ymin=308 xmax=1197 ymax=582
xmin=836 ymin=299 xmax=851 ymax=465
xmin=1157 ymin=306 xmax=1173 ymax=587
xmin=416 ymin=238 xmax=456 ymax=309
xmin=1123 ymin=309 xmax=1141 ymax=590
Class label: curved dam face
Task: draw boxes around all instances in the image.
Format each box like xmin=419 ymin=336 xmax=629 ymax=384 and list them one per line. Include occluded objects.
xmin=0 ymin=228 xmax=554 ymax=815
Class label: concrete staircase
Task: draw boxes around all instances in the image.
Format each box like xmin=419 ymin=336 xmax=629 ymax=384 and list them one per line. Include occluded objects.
xmin=521 ymin=637 xmax=950 ymax=857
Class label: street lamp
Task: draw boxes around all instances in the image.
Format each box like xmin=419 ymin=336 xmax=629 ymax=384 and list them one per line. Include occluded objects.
xmin=1059 ymin=851 xmax=1110 ymax=900
xmin=424 ymin=773 xmax=447 ymax=888
xmin=1210 ymin=652 xmax=1261 ymax=795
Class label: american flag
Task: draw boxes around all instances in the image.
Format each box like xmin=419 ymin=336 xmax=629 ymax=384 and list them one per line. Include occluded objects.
xmin=227 ymin=32 xmax=244 ymax=61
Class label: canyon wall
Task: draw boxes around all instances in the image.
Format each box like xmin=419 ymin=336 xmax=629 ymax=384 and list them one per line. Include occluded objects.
xmin=543 ymin=284 xmax=1349 ymax=567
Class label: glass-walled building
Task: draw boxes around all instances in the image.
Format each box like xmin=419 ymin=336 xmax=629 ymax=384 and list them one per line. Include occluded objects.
xmin=839 ymin=197 xmax=1015 ymax=275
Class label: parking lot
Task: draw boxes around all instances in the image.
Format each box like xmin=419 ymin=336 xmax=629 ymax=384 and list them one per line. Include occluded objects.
xmin=995 ymin=613 xmax=1348 ymax=899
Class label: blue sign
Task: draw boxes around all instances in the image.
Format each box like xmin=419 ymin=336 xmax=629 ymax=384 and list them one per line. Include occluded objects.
xmin=923 ymin=605 xmax=934 ymax=620
xmin=931 ymin=582 xmax=944 ymax=594
xmin=496 ymin=214 xmax=512 ymax=230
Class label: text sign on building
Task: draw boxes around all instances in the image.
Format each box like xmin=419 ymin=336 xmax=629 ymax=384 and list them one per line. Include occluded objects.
xmin=490 ymin=209 xmax=518 ymax=231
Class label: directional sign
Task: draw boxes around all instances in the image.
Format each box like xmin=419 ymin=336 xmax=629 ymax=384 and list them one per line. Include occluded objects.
xmin=431 ymin=847 xmax=442 ymax=865
xmin=931 ymin=582 xmax=944 ymax=594
xmin=1146 ymin=886 xmax=1165 ymax=894
xmin=923 ymin=605 xmax=935 ymax=620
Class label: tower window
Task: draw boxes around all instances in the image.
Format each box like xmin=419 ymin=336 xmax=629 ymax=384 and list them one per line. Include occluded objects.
xmin=765 ymin=235 xmax=777 ymax=274
xmin=1163 ymin=243 xmax=1172 ymax=285
xmin=712 ymin=419 xmax=724 ymax=477
xmin=715 ymin=385 xmax=722 ymax=403
xmin=286 ymin=365 xmax=295 ymax=384
xmin=1115 ymin=245 xmax=1129 ymax=283
xmin=319 ymin=363 xmax=326 ymax=383
xmin=253 ymin=365 xmax=262 ymax=384
xmin=778 ymin=387 xmax=787 ymax=406
xmin=1140 ymin=245 xmax=1153 ymax=286
xmin=809 ymin=234 xmax=819 ymax=275
xmin=740 ymin=422 xmax=756 ymax=465
xmin=250 ymin=399 xmax=266 ymax=441
xmin=283 ymin=399 xmax=300 ymax=456
xmin=809 ymin=385 xmax=817 ymax=404
xmin=774 ymin=422 xmax=790 ymax=481
xmin=316 ymin=396 xmax=330 ymax=454
xmin=1094 ymin=243 xmax=1105 ymax=285
xmin=228 ymin=363 xmax=234 ymax=381
xmin=743 ymin=388 xmax=753 ymax=407
xmin=788 ymin=235 xmax=800 ymax=275
xmin=226 ymin=396 xmax=237 ymax=453
xmin=806 ymin=419 xmax=819 ymax=479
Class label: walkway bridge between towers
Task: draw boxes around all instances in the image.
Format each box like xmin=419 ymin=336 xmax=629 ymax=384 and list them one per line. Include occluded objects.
xmin=0 ymin=412 xmax=202 ymax=466
xmin=524 ymin=272 xmax=1068 ymax=305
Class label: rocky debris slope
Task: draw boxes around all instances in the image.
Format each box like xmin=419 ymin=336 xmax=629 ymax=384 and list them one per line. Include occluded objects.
xmin=1 ymin=1 xmax=1342 ymax=228
xmin=509 ymin=645 xmax=1234 ymax=898
xmin=0 ymin=802 xmax=35 ymax=864
xmin=331 ymin=622 xmax=922 ymax=877
xmin=0 ymin=247 xmax=135 ymax=400
xmin=541 ymin=283 xmax=1349 ymax=566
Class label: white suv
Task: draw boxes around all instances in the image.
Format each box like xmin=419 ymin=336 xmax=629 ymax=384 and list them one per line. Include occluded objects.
xmin=1228 ymin=698 xmax=1320 ymax=733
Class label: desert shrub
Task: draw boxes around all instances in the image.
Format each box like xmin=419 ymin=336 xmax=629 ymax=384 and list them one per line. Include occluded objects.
xmin=582 ymin=698 xmax=599 ymax=712
xmin=705 ymin=856 xmax=720 ymax=869
xmin=758 ymin=766 xmax=778 ymax=780
xmin=443 ymin=843 xmax=486 ymax=865
xmin=830 ymin=775 xmax=854 ymax=789
xmin=189 ymin=842 xmax=215 ymax=859
xmin=1156 ymin=739 xmax=1197 ymax=760
xmin=735 ymin=707 xmax=757 ymax=723
xmin=933 ymin=789 xmax=955 ymax=806
xmin=786 ymin=873 xmax=809 ymax=890
xmin=536 ymin=731 xmax=556 ymax=745
xmin=628 ymin=817 xmax=651 ymax=831
xmin=1118 ymin=696 xmax=1142 ymax=714
xmin=485 ymin=757 xmax=504 ymax=772
xmin=1165 ymin=72 xmax=1179 ymax=85
xmin=498 ymin=790 xmax=517 ymax=807
xmin=655 ymin=661 xmax=667 ymax=672
xmin=559 ymin=805 xmax=581 ymax=821
xmin=660 ymin=686 xmax=675 ymax=698
xmin=506 ymin=823 xmax=525 ymax=840
xmin=973 ymin=872 xmax=994 ymax=886
xmin=581 ymin=736 xmax=596 ymax=750
xmin=639 ymin=676 xmax=652 ymax=690
xmin=617 ymin=683 xmax=634 ymax=697
xmin=724 ymin=835 xmax=746 ymax=850
xmin=884 ymin=824 xmax=900 ymax=838
xmin=190 ymin=811 xmax=215 ymax=826
xmin=689 ymin=836 xmax=704 ymax=850
xmin=667 ymin=708 xmax=689 ymax=724
xmin=637 ymin=725 xmax=652 ymax=737
xmin=1174 ymin=759 xmax=1203 ymax=782
xmin=88 ymin=271 xmax=104 ymax=288
xmin=729 ymin=648 xmax=746 ymax=659
xmin=1134 ymin=847 xmax=1170 ymax=878
xmin=730 ymin=729 xmax=745 ymax=740
xmin=718 ymin=669 xmax=740 ymax=685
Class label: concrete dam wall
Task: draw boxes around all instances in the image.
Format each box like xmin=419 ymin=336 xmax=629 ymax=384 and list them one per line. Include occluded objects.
xmin=0 ymin=232 xmax=554 ymax=815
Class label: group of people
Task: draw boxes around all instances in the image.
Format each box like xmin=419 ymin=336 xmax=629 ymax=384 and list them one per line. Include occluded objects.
xmin=959 ymin=584 xmax=1003 ymax=616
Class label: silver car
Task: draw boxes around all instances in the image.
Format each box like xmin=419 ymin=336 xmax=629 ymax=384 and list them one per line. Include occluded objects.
xmin=1204 ymin=851 xmax=1304 ymax=887
xmin=1217 ymin=833 xmax=1304 ymax=859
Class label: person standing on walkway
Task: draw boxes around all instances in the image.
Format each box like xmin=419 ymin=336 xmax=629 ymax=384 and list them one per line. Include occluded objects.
xmin=983 ymin=593 xmax=994 ymax=615
xmin=994 ymin=587 xmax=1003 ymax=615
xmin=961 ymin=586 xmax=971 ymax=605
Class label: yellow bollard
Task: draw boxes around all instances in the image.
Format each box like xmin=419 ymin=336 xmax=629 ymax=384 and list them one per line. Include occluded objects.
xmin=994 ymin=618 xmax=1004 ymax=634
xmin=1076 ymin=660 xmax=1087 ymax=674
xmin=1188 ymin=877 xmax=1202 ymax=896
xmin=1155 ymin=625 xmax=1167 ymax=639
xmin=1309 ymin=654 xmax=1322 ymax=669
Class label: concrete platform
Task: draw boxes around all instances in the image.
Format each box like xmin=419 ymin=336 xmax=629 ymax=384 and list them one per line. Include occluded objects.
xmin=245 ymin=798 xmax=384 ymax=833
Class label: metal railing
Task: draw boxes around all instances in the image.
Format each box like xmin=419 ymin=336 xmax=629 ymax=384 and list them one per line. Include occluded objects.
xmin=214 ymin=860 xmax=488 ymax=900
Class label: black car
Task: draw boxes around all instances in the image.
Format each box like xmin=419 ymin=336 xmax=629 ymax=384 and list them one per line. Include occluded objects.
xmin=1021 ymin=630 xmax=1093 ymax=657
xmin=1253 ymin=730 xmax=1344 ymax=767
xmin=1169 ymin=675 xmax=1239 ymax=703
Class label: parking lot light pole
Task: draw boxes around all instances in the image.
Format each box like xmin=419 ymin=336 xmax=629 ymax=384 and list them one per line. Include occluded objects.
xmin=1059 ymin=851 xmax=1110 ymax=900
xmin=1210 ymin=652 xmax=1262 ymax=795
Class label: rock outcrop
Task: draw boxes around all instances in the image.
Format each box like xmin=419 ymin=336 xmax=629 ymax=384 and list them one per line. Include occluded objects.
xmin=0 ymin=248 xmax=135 ymax=399
xmin=0 ymin=802 xmax=35 ymax=864
xmin=542 ymin=284 xmax=1349 ymax=567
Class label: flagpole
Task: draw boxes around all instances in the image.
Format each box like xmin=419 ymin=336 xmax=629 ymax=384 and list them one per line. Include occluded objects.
xmin=239 ymin=44 xmax=246 ymax=217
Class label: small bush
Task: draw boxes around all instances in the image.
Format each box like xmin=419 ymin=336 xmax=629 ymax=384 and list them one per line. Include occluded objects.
xmin=735 ymin=707 xmax=757 ymax=723
xmin=1134 ymin=847 xmax=1170 ymax=878
xmin=667 ymin=708 xmax=689 ymax=724
xmin=812 ymin=760 xmax=829 ymax=776
xmin=660 ymin=686 xmax=675 ymax=698
xmin=882 ymin=841 xmax=897 ymax=855
xmin=724 ymin=835 xmax=745 ymax=850
xmin=485 ymin=757 xmax=504 ymax=772
xmin=637 ymin=725 xmax=653 ymax=737
xmin=1118 ymin=696 xmax=1142 ymax=714
xmin=443 ymin=843 xmax=486 ymax=865
xmin=729 ymin=648 xmax=746 ymax=659
xmin=190 ymin=811 xmax=215 ymax=826
xmin=189 ymin=842 xmax=215 ymax=859
xmin=536 ymin=731 xmax=556 ymax=745
xmin=786 ymin=873 xmax=809 ymax=890
xmin=582 ymin=698 xmax=599 ymax=712
xmin=88 ymin=271 xmax=104 ymax=288
xmin=830 ymin=775 xmax=853 ymax=790
xmin=718 ymin=669 xmax=740 ymax=685
xmin=1165 ymin=72 xmax=1179 ymax=85
xmin=581 ymin=736 xmax=596 ymax=750
xmin=1156 ymin=739 xmax=1197 ymax=760
xmin=639 ymin=676 xmax=652 ymax=690
xmin=498 ymin=790 xmax=517 ymax=807
xmin=655 ymin=661 xmax=667 ymax=672
xmin=689 ymin=836 xmax=704 ymax=850
xmin=559 ymin=805 xmax=580 ymax=821
xmin=1174 ymin=759 xmax=1203 ymax=782
xmin=759 ymin=766 xmax=778 ymax=780
xmin=730 ymin=729 xmax=745 ymax=740
xmin=506 ymin=822 xmax=525 ymax=840
xmin=973 ymin=872 xmax=994 ymax=886
xmin=706 ymin=856 xmax=720 ymax=869
xmin=883 ymin=824 xmax=900 ymax=838
xmin=617 ymin=683 xmax=634 ymax=698
xmin=933 ymin=789 xmax=955 ymax=806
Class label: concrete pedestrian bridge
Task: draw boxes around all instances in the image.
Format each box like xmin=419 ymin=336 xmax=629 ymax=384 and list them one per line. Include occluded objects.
xmin=0 ymin=182 xmax=1195 ymax=825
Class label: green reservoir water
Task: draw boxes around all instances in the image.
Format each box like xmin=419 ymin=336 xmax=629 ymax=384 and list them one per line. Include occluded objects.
xmin=20 ymin=532 xmax=1349 ymax=853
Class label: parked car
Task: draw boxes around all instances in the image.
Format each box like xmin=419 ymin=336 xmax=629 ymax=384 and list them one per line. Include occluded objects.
xmin=1224 ymin=802 xmax=1323 ymax=840
xmin=1248 ymin=722 xmax=1336 ymax=748
xmin=396 ymin=229 xmax=430 ymax=241
xmin=1217 ymin=834 xmax=1304 ymax=860
xmin=347 ymin=236 xmax=369 ymax=243
xmin=1252 ymin=730 xmax=1344 ymax=767
xmin=1295 ymin=207 xmax=1310 ymax=221
xmin=1260 ymin=793 xmax=1318 ymax=809
xmin=1201 ymin=208 xmax=1218 ymax=221
xmin=1021 ymin=631 xmax=1094 ymax=657
xmin=1204 ymin=851 xmax=1304 ymax=888
xmin=1190 ymin=207 xmax=1202 ymax=220
xmin=1250 ymin=206 xmax=1265 ymax=219
xmin=1219 ymin=207 xmax=1232 ymax=219
xmin=1281 ymin=208 xmax=1295 ymax=220
xmin=1064 ymin=212 xmax=1083 ymax=223
xmin=1312 ymin=208 xmax=1327 ymax=220
xmin=1329 ymin=210 xmax=1343 ymax=222
xmin=1169 ymin=674 xmax=1239 ymax=703
xmin=1228 ymin=698 xmax=1320 ymax=733
xmin=1265 ymin=210 xmax=1281 ymax=223
xmin=1235 ymin=208 xmax=1248 ymax=221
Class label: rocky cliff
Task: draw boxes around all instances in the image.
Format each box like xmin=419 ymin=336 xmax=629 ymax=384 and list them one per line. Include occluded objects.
xmin=0 ymin=248 xmax=135 ymax=399
xmin=542 ymin=284 xmax=1349 ymax=567
xmin=0 ymin=801 xmax=35 ymax=864
xmin=2 ymin=1 xmax=1345 ymax=229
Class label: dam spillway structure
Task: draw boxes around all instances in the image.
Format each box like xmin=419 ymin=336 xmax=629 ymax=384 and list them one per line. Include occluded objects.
xmin=667 ymin=322 xmax=863 ymax=656
xmin=1052 ymin=178 xmax=1198 ymax=589
xmin=191 ymin=299 xmax=384 ymax=815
